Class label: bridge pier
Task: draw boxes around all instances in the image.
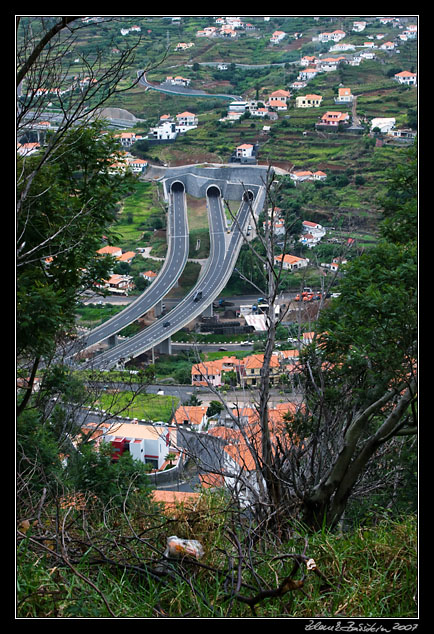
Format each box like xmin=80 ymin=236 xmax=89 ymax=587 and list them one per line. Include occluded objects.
xmin=202 ymin=303 xmax=213 ymax=317
xmin=157 ymin=336 xmax=172 ymax=355
xmin=107 ymin=334 xmax=118 ymax=347
xmin=154 ymin=300 xmax=163 ymax=317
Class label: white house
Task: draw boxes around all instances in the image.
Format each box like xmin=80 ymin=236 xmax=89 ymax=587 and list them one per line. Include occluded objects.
xmin=313 ymin=171 xmax=327 ymax=181
xmin=166 ymin=75 xmax=191 ymax=87
xmin=228 ymin=100 xmax=248 ymax=113
xmin=290 ymin=80 xmax=308 ymax=90
xmin=299 ymin=233 xmax=320 ymax=248
xmin=335 ymin=87 xmax=354 ymax=103
xmin=302 ymin=220 xmax=326 ymax=236
xmin=330 ymin=42 xmax=356 ymax=52
xmin=173 ymin=405 xmax=208 ymax=432
xmin=380 ymin=41 xmax=396 ymax=50
xmin=298 ymin=67 xmax=318 ymax=81
xmin=270 ymin=30 xmax=286 ymax=44
xmin=370 ymin=117 xmax=396 ymax=134
xmin=352 ymin=21 xmax=366 ymax=32
xmin=300 ymin=55 xmax=318 ymax=67
xmin=141 ymin=270 xmax=157 ymax=282
xmin=126 ymin=157 xmax=148 ymax=173
xmin=101 ymin=274 xmax=134 ymax=295
xmin=290 ymin=170 xmax=314 ymax=182
xmin=116 ymin=132 xmax=142 ymax=147
xmin=274 ymin=253 xmax=309 ymax=271
xmin=316 ymin=29 xmax=346 ymax=43
xmin=268 ymin=89 xmax=291 ymax=108
xmin=103 ymin=423 xmax=175 ymax=470
xmin=317 ymin=57 xmax=345 ymax=72
xmin=176 ymin=111 xmax=198 ymax=132
xmin=191 ymin=361 xmax=222 ymax=387
xmin=394 ymin=71 xmax=417 ymax=86
xmin=236 ymin=143 xmax=254 ymax=158
xmin=321 ymin=257 xmax=347 ymax=274
xmin=300 ymin=220 xmax=326 ymax=246
xmin=148 ymin=119 xmax=178 ymax=141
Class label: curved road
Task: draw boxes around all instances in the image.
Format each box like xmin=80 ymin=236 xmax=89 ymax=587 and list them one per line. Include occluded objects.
xmin=84 ymin=189 xmax=255 ymax=370
xmin=137 ymin=70 xmax=241 ymax=101
xmin=71 ymin=186 xmax=189 ymax=354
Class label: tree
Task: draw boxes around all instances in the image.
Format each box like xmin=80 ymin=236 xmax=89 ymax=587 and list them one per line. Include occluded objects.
xmin=16 ymin=17 xmax=165 ymax=526
xmin=188 ymin=147 xmax=417 ymax=533
xmin=16 ymin=16 xmax=166 ymax=399
xmin=282 ymin=145 xmax=417 ymax=530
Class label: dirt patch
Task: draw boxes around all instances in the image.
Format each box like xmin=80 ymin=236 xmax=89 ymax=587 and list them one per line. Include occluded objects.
xmin=259 ymin=159 xmax=293 ymax=173
xmin=316 ymin=162 xmax=346 ymax=171
xmin=160 ymin=148 xmax=223 ymax=167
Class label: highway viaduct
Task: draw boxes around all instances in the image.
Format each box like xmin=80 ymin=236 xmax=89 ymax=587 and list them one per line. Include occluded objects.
xmin=75 ymin=164 xmax=271 ymax=370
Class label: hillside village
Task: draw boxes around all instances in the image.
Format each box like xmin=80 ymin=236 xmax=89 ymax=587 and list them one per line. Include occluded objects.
xmin=17 ymin=17 xmax=418 ymax=618
xmin=17 ymin=14 xmax=418 ymax=499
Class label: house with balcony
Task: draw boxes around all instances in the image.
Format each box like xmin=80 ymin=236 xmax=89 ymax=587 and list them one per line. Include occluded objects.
xmin=268 ymin=89 xmax=291 ymax=106
xmin=316 ymin=111 xmax=350 ymax=129
xmin=101 ymin=274 xmax=134 ymax=295
xmin=148 ymin=119 xmax=178 ymax=141
xmin=232 ymin=143 xmax=257 ymax=164
xmin=238 ymin=353 xmax=281 ymax=387
xmin=302 ymin=220 xmax=326 ymax=236
xmin=116 ymin=132 xmax=142 ymax=148
xmin=176 ymin=111 xmax=198 ymax=132
xmin=394 ymin=70 xmax=417 ymax=86
xmin=126 ymin=157 xmax=148 ymax=173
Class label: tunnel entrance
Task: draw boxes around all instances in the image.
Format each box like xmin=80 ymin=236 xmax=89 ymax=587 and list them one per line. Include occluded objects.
xmin=206 ymin=185 xmax=221 ymax=197
xmin=243 ymin=190 xmax=254 ymax=202
xmin=170 ymin=181 xmax=185 ymax=193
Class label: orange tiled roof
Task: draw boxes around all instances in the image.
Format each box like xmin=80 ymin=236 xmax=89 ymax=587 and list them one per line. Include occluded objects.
xmin=173 ymin=405 xmax=208 ymax=426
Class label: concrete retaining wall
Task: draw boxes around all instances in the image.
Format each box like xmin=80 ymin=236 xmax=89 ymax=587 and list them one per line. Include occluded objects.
xmin=162 ymin=165 xmax=271 ymax=202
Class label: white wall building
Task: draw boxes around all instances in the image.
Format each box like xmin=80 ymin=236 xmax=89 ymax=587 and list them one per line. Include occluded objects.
xmin=149 ymin=120 xmax=178 ymax=140
xmin=103 ymin=423 xmax=175 ymax=470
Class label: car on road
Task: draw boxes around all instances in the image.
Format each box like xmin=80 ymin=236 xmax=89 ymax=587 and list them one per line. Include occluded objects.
xmin=163 ymin=321 xmax=170 ymax=327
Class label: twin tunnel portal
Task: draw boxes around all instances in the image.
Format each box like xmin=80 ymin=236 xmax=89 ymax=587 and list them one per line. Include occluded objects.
xmin=76 ymin=165 xmax=269 ymax=371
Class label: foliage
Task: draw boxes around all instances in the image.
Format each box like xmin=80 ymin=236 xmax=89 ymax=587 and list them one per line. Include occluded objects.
xmin=17 ymin=122 xmax=136 ymax=360
xmin=65 ymin=443 xmax=152 ymax=507
xmin=17 ymin=492 xmax=417 ymax=618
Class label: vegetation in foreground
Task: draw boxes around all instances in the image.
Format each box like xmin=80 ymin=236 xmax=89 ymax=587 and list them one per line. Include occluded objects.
xmin=16 ymin=17 xmax=418 ymax=620
xmin=17 ymin=489 xmax=417 ymax=619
